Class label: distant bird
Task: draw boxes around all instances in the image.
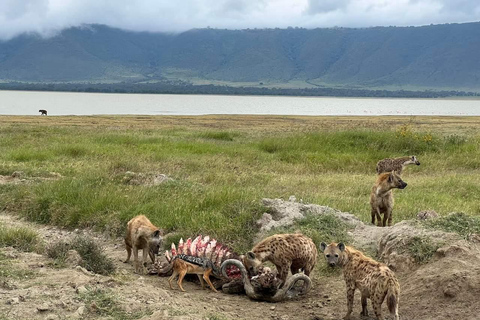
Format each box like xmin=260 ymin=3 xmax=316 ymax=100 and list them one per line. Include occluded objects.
xmin=39 ymin=109 xmax=47 ymax=115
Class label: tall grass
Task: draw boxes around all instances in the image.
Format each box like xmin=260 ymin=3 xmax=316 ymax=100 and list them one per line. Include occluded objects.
xmin=0 ymin=117 xmax=479 ymax=252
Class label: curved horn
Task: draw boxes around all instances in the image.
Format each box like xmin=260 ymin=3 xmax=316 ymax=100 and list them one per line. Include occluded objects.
xmin=220 ymin=259 xmax=260 ymax=299
xmin=269 ymin=273 xmax=312 ymax=302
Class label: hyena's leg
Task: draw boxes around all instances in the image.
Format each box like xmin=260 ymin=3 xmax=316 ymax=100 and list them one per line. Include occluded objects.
xmin=372 ymin=301 xmax=384 ymax=320
xmin=133 ymin=247 xmax=140 ymax=273
xmin=197 ymin=274 xmax=205 ymax=289
xmin=383 ymin=208 xmax=392 ymax=227
xmin=372 ymin=291 xmax=386 ymax=320
xmin=203 ymin=269 xmax=219 ymax=293
xmin=149 ymin=250 xmax=155 ymax=264
xmin=124 ymin=244 xmax=132 ymax=263
xmin=376 ymin=209 xmax=383 ymax=227
xmin=142 ymin=248 xmax=148 ymax=274
xmin=360 ymin=293 xmax=368 ymax=316
xmin=387 ymin=209 xmax=394 ymax=227
xmin=277 ymin=262 xmax=291 ymax=286
xmin=344 ymin=284 xmax=355 ymax=320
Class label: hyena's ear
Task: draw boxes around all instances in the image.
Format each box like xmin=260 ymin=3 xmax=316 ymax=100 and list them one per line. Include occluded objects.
xmin=337 ymin=243 xmax=345 ymax=252
xmin=246 ymin=251 xmax=256 ymax=260
xmin=320 ymin=242 xmax=327 ymax=252
xmin=388 ymin=171 xmax=394 ymax=182
xmin=152 ymin=229 xmax=161 ymax=238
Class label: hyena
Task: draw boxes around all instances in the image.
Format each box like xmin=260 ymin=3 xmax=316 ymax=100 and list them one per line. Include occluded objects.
xmin=320 ymin=242 xmax=400 ymax=320
xmin=124 ymin=215 xmax=162 ymax=274
xmin=370 ymin=171 xmax=407 ymax=227
xmin=376 ymin=156 xmax=420 ymax=175
xmin=242 ymin=233 xmax=317 ymax=285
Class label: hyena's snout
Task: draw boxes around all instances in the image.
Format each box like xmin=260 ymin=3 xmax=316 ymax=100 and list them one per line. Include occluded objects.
xmin=329 ymin=262 xmax=336 ymax=268
xmin=398 ymin=181 xmax=407 ymax=189
xmin=415 ymin=161 xmax=421 ymax=165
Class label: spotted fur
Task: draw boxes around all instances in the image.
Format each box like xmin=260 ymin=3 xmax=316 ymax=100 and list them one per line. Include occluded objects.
xmin=370 ymin=171 xmax=407 ymax=227
xmin=320 ymin=242 xmax=400 ymax=320
xmin=376 ymin=156 xmax=420 ymax=175
xmin=243 ymin=233 xmax=317 ymax=285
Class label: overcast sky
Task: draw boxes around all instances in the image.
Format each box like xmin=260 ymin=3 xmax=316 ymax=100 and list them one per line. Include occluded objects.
xmin=0 ymin=0 xmax=479 ymax=40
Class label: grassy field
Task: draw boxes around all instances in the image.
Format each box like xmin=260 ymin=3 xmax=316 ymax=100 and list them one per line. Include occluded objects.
xmin=1 ymin=115 xmax=479 ymax=252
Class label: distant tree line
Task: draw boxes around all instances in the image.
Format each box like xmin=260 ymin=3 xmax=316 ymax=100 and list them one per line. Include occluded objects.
xmin=0 ymin=81 xmax=478 ymax=98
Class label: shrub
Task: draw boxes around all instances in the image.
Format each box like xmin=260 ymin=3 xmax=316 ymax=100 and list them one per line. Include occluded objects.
xmin=0 ymin=223 xmax=42 ymax=252
xmin=407 ymin=236 xmax=441 ymax=264
xmin=47 ymin=235 xmax=115 ymax=275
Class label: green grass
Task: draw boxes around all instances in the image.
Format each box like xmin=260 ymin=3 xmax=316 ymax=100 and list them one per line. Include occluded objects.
xmin=0 ymin=223 xmax=42 ymax=252
xmin=425 ymin=212 xmax=480 ymax=239
xmin=0 ymin=116 xmax=480 ymax=253
xmin=0 ymin=252 xmax=36 ymax=281
xmin=79 ymin=288 xmax=151 ymax=319
xmin=407 ymin=236 xmax=442 ymax=264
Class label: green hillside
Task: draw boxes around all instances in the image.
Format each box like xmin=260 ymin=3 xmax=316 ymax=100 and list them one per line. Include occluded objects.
xmin=0 ymin=22 xmax=479 ymax=91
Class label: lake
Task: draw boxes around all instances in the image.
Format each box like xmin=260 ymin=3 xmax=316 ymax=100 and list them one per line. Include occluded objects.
xmin=0 ymin=90 xmax=478 ymax=116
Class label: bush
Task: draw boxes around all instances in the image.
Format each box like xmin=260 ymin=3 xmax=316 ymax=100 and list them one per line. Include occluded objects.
xmin=407 ymin=236 xmax=441 ymax=264
xmin=0 ymin=223 xmax=42 ymax=252
xmin=47 ymin=235 xmax=115 ymax=275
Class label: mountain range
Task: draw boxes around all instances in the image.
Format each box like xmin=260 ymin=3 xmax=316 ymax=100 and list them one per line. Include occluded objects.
xmin=0 ymin=22 xmax=479 ymax=91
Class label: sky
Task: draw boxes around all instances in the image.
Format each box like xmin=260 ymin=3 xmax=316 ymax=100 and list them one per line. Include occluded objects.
xmin=0 ymin=0 xmax=479 ymax=40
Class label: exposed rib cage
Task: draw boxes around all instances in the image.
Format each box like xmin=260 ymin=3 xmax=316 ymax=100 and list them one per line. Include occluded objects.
xmin=165 ymin=235 xmax=241 ymax=278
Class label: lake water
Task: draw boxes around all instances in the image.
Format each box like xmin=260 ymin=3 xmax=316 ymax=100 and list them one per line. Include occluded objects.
xmin=0 ymin=90 xmax=478 ymax=116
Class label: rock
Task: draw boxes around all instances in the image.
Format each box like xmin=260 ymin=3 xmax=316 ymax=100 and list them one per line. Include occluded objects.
xmin=469 ymin=233 xmax=480 ymax=243
xmin=11 ymin=171 xmax=24 ymax=178
xmin=152 ymin=174 xmax=173 ymax=185
xmin=75 ymin=266 xmax=94 ymax=276
xmin=270 ymin=306 xmax=276 ymax=311
xmin=417 ymin=210 xmax=439 ymax=220
xmin=77 ymin=306 xmax=86 ymax=314
xmin=37 ymin=303 xmax=51 ymax=312
xmin=45 ymin=315 xmax=58 ymax=320
xmin=7 ymin=297 xmax=20 ymax=305
xmin=76 ymin=285 xmax=88 ymax=294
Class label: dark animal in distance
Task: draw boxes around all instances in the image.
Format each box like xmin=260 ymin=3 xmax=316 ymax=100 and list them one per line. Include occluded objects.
xmin=39 ymin=109 xmax=47 ymax=115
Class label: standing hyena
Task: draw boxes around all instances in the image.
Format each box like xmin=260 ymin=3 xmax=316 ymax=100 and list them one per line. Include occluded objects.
xmin=376 ymin=156 xmax=420 ymax=175
xmin=124 ymin=215 xmax=162 ymax=274
xmin=320 ymin=242 xmax=400 ymax=320
xmin=242 ymin=233 xmax=317 ymax=285
xmin=370 ymin=171 xmax=407 ymax=227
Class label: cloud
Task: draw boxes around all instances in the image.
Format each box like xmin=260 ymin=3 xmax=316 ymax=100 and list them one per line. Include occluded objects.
xmin=0 ymin=0 xmax=479 ymax=40
xmin=305 ymin=0 xmax=350 ymax=14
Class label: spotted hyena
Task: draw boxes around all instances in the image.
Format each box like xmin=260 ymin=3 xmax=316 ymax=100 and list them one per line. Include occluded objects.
xmin=370 ymin=171 xmax=407 ymax=227
xmin=320 ymin=242 xmax=400 ymax=320
xmin=376 ymin=156 xmax=420 ymax=175
xmin=242 ymin=233 xmax=317 ymax=285
xmin=124 ymin=215 xmax=162 ymax=274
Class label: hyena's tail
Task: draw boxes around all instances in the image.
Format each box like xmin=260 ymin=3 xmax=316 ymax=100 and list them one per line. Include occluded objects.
xmin=386 ymin=281 xmax=400 ymax=319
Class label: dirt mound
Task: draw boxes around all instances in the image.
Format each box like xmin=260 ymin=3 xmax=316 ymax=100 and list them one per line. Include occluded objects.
xmin=0 ymin=171 xmax=62 ymax=185
xmin=122 ymin=171 xmax=173 ymax=186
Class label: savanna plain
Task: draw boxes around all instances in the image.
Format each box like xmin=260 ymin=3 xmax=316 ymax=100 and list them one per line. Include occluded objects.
xmin=1 ymin=114 xmax=480 ymax=320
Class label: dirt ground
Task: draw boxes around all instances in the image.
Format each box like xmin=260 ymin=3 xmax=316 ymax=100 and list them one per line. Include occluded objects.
xmin=1 ymin=211 xmax=480 ymax=320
